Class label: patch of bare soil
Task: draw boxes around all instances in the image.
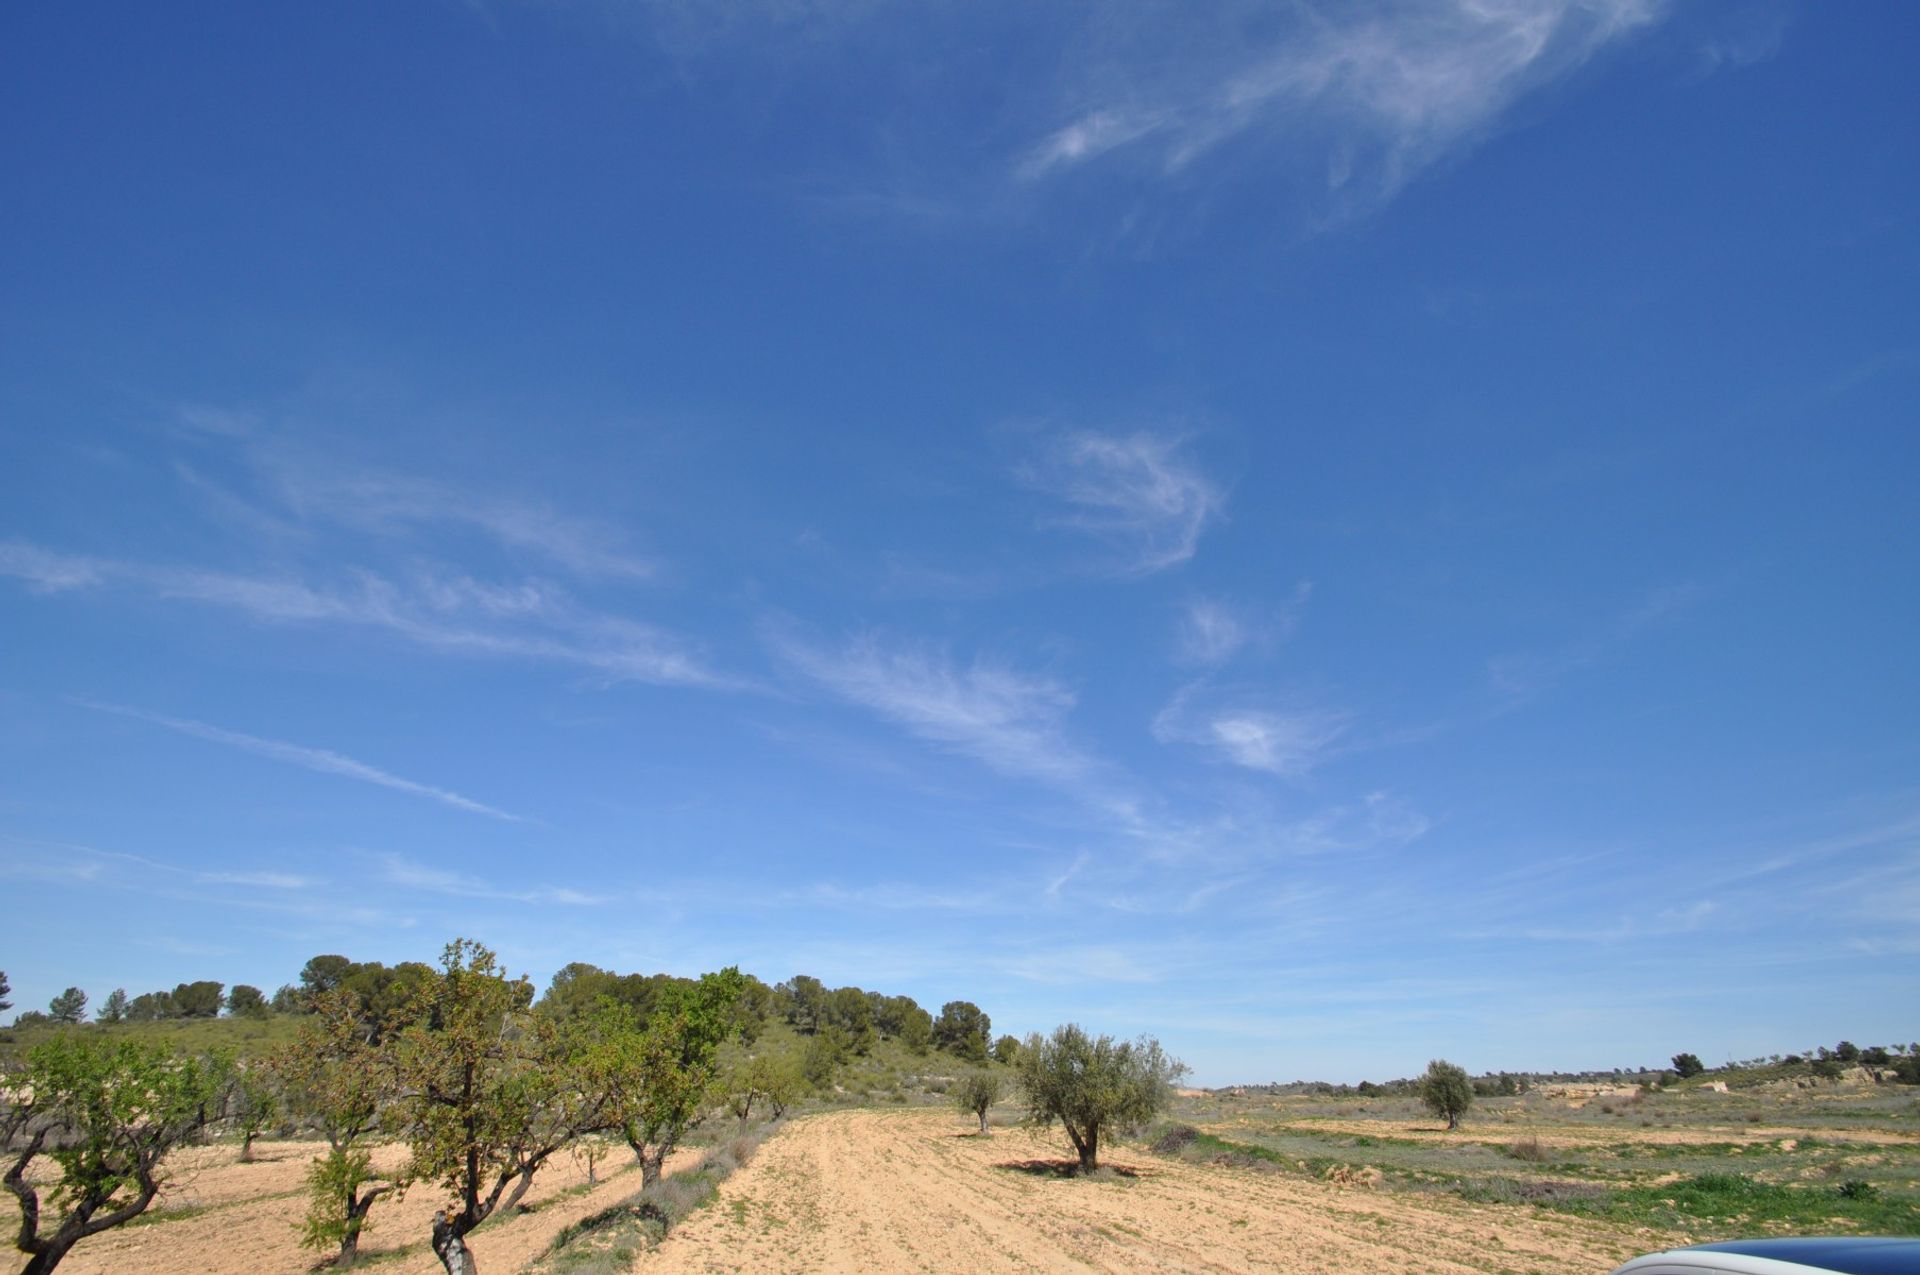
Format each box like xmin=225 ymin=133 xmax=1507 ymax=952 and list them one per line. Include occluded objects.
xmin=1241 ymin=1115 xmax=1920 ymax=1148
xmin=636 ymin=1108 xmax=1658 ymax=1275
xmin=5 ymin=1141 xmax=700 ymax=1275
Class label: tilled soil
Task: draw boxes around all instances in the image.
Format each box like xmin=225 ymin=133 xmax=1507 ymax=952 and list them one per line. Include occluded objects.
xmin=5 ymin=1139 xmax=697 ymax=1275
xmin=635 ymin=1109 xmax=1661 ymax=1275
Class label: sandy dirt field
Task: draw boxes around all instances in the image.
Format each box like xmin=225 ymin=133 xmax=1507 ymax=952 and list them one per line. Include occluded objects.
xmin=635 ymin=1108 xmax=1659 ymax=1275
xmin=4 ymin=1139 xmax=699 ymax=1275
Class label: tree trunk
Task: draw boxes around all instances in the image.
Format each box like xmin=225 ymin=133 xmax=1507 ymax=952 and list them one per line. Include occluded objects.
xmin=241 ymin=1131 xmax=256 ymax=1164
xmin=21 ymin=1241 xmax=77 ymax=1275
xmin=639 ymin=1145 xmax=667 ymax=1190
xmin=431 ymin=1211 xmax=479 ymax=1275
xmin=1446 ymin=1113 xmax=1458 ymax=1131
xmin=977 ymin=1109 xmax=990 ymax=1135
xmin=1066 ymin=1123 xmax=1098 ymax=1172
xmin=338 ymin=1184 xmax=386 ymax=1266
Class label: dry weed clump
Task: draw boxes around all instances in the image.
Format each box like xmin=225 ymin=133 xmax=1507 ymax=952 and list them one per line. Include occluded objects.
xmin=1507 ymin=1135 xmax=1550 ymax=1163
xmin=1321 ymin=1164 xmax=1382 ymax=1189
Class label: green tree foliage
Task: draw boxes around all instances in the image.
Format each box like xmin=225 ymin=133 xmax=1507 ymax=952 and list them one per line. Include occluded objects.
xmin=270 ymin=989 xmax=395 ymax=1267
xmin=171 ymin=981 xmax=224 ymax=1019
xmin=300 ymin=954 xmax=356 ymax=998
xmin=1015 ymin=1024 xmax=1186 ymax=1171
xmin=953 ymin=1070 xmax=1002 ymax=1135
xmin=125 ymin=990 xmax=176 ymax=1022
xmin=269 ymin=984 xmax=305 ymax=1015
xmin=226 ymin=984 xmax=269 ymax=1019
xmin=777 ymin=975 xmax=827 ymax=1035
xmin=1419 ymin=1059 xmax=1474 ymax=1130
xmin=96 ymin=990 xmax=127 ymax=1025
xmin=934 ymin=1001 xmax=992 ymax=1063
xmin=47 ymin=988 xmax=87 ymax=1025
xmin=0 ymin=970 xmax=10 ymax=1015
xmin=219 ymin=1056 xmax=280 ymax=1163
xmin=391 ymin=939 xmax=614 ymax=1275
xmin=2 ymin=1033 xmax=229 ymax=1274
xmin=826 ymin=986 xmax=876 ymax=1054
xmin=992 ymin=1034 xmax=1021 ymax=1065
xmin=1834 ymin=1040 xmax=1860 ymax=1063
xmin=802 ymin=1026 xmax=849 ymax=1086
xmin=1671 ymin=1052 xmax=1706 ymax=1079
xmin=896 ymin=1004 xmax=933 ymax=1055
xmin=601 ymin=968 xmax=744 ymax=1187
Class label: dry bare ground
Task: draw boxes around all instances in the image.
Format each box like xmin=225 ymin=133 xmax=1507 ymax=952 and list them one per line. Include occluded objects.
xmin=2 ymin=1140 xmax=699 ymax=1275
xmin=636 ymin=1108 xmax=1660 ymax=1275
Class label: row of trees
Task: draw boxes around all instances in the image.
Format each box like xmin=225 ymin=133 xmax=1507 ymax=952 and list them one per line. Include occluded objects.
xmin=6 ymin=980 xmax=267 ymax=1027
xmin=2 ymin=941 xmax=747 ymax=1275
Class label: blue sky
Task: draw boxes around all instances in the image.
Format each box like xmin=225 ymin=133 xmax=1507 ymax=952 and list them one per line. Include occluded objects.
xmin=1 ymin=1 xmax=1915 ymax=1086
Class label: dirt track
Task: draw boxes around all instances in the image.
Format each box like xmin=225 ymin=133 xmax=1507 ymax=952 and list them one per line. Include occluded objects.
xmin=636 ymin=1108 xmax=1658 ymax=1275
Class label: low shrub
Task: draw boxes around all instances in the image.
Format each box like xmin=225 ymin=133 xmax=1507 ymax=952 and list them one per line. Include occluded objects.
xmin=1506 ymin=1135 xmax=1550 ymax=1162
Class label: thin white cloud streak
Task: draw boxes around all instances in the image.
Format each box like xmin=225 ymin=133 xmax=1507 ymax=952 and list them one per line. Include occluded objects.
xmin=1020 ymin=0 xmax=1666 ymax=212
xmin=74 ymin=700 xmax=524 ymax=822
xmin=373 ymin=852 xmax=609 ymax=906
xmin=1153 ymin=684 xmax=1347 ymax=778
xmin=254 ymin=455 xmax=657 ymax=580
xmin=1023 ymin=430 xmax=1223 ymax=574
xmin=772 ymin=629 xmax=1096 ymax=787
xmin=199 ymin=870 xmax=316 ymax=889
xmin=0 ymin=540 xmax=728 ymax=689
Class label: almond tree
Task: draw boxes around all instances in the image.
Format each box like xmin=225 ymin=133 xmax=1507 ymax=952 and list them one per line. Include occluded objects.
xmin=603 ymin=967 xmax=743 ymax=1187
xmin=392 ymin=940 xmax=619 ymax=1275
xmin=269 ymin=988 xmax=397 ymax=1267
xmin=3 ymin=1033 xmax=228 ymax=1274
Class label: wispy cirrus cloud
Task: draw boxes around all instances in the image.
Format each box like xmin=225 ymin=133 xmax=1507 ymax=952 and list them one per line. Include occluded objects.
xmin=1019 ymin=0 xmax=1668 ymax=217
xmin=1487 ymin=583 xmax=1700 ymax=701
xmin=1153 ymin=683 xmax=1348 ymax=778
xmin=74 ymin=699 xmax=525 ymax=822
xmin=169 ymin=411 xmax=657 ymax=580
xmin=771 ymin=628 xmax=1096 ymax=787
xmin=1176 ymin=583 xmax=1312 ymax=667
xmin=1022 ymin=430 xmax=1223 ymax=574
xmin=0 ymin=541 xmax=728 ymax=688
xmin=373 ymin=852 xmax=609 ymax=906
xmin=254 ymin=453 xmax=657 ymax=580
xmin=1178 ymin=598 xmax=1250 ymax=666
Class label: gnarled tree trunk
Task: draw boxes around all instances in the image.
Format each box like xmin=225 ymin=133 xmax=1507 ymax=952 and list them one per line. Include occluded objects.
xmin=431 ymin=1210 xmax=478 ymax=1275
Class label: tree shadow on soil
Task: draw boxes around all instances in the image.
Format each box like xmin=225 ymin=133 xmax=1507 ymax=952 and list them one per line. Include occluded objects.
xmin=994 ymin=1159 xmax=1143 ymax=1179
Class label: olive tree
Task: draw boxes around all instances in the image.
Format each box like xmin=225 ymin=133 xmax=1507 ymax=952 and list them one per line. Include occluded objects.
xmin=3 ymin=1033 xmax=229 ymax=1274
xmin=270 ymin=989 xmax=394 ymax=1267
xmin=391 ymin=940 xmax=619 ymax=1275
xmin=953 ymin=1070 xmax=1001 ymax=1135
xmin=1016 ymin=1024 xmax=1186 ymax=1171
xmin=1419 ymin=1059 xmax=1473 ymax=1130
